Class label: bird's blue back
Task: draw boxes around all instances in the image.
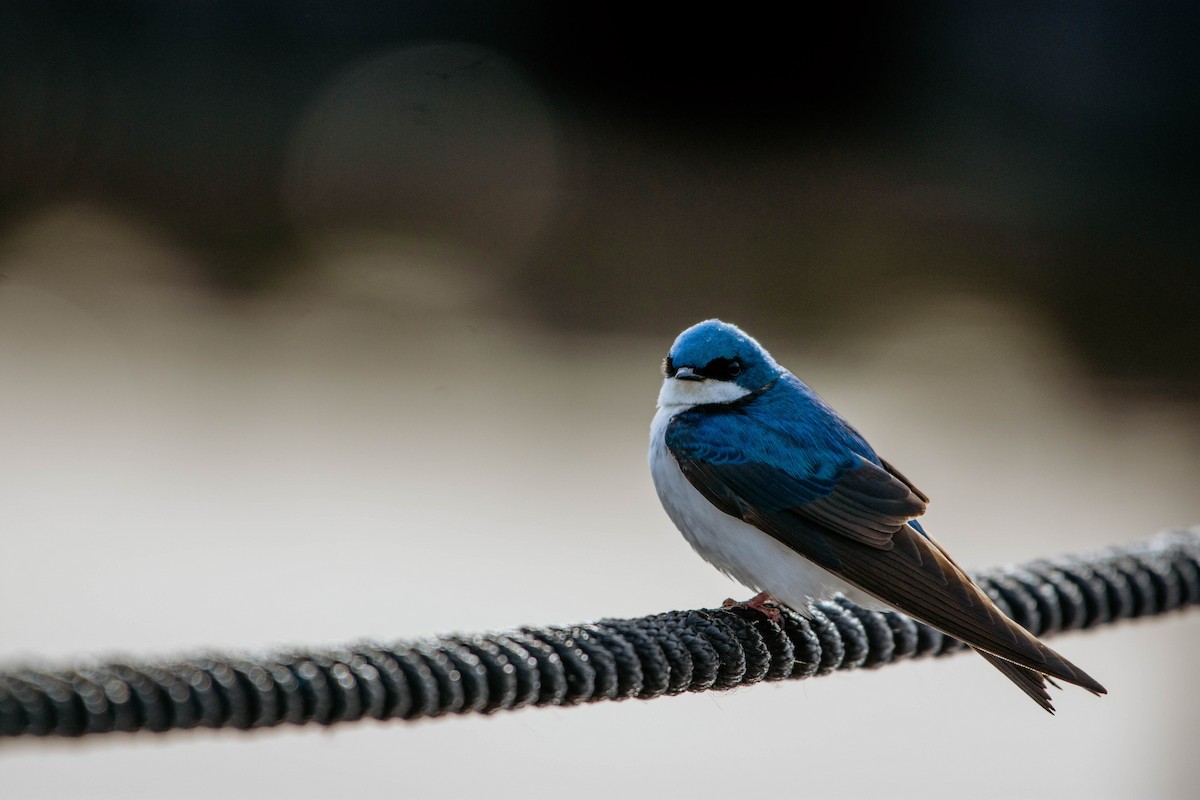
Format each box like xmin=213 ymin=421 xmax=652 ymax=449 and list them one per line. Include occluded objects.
xmin=667 ymin=373 xmax=883 ymax=507
xmin=665 ymin=370 xmax=932 ymax=554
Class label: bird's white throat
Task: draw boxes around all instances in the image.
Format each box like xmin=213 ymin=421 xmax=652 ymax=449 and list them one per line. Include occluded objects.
xmin=657 ymin=377 xmax=751 ymax=410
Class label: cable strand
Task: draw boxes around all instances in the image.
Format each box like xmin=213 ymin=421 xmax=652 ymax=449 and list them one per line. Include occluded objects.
xmin=2 ymin=527 xmax=1198 ymax=739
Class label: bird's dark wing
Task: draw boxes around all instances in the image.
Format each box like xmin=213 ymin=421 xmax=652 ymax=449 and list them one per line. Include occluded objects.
xmin=804 ymin=518 xmax=1105 ymax=695
xmin=665 ymin=406 xmax=928 ymax=550
xmin=665 ymin=406 xmax=1107 ymax=697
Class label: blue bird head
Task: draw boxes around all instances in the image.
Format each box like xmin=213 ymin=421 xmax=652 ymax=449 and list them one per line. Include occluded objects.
xmin=663 ymin=319 xmax=783 ymax=394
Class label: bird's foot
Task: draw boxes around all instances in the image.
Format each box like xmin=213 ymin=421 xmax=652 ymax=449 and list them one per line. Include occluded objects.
xmin=722 ymin=592 xmax=784 ymax=626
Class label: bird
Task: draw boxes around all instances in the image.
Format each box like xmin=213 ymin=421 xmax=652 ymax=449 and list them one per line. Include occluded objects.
xmin=648 ymin=318 xmax=1106 ymax=712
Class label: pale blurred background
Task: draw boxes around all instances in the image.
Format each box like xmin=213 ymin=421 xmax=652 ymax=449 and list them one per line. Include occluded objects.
xmin=2 ymin=3 xmax=1199 ymax=799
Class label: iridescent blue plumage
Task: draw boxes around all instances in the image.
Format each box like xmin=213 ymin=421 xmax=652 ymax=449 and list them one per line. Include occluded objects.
xmin=666 ymin=371 xmax=930 ymax=555
xmin=650 ymin=319 xmax=1105 ymax=712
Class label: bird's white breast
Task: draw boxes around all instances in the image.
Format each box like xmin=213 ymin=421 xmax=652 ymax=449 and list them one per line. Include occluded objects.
xmin=649 ymin=390 xmax=886 ymax=615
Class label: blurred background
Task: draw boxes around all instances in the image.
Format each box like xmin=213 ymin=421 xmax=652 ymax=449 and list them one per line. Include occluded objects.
xmin=2 ymin=2 xmax=1199 ymax=798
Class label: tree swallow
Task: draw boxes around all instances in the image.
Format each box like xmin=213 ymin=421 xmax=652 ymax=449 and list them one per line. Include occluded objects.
xmin=649 ymin=319 xmax=1106 ymax=712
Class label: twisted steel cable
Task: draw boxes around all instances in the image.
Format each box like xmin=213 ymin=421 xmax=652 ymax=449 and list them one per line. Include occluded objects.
xmin=2 ymin=527 xmax=1198 ymax=739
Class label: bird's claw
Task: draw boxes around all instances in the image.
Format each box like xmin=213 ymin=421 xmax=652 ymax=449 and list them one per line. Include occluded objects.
xmin=722 ymin=592 xmax=785 ymax=626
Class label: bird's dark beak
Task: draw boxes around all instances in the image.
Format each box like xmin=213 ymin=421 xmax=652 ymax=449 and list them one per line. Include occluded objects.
xmin=674 ymin=366 xmax=705 ymax=382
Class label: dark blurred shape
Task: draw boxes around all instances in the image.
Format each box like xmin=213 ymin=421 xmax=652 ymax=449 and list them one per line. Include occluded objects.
xmin=1 ymin=2 xmax=1198 ymax=396
xmin=283 ymin=41 xmax=561 ymax=271
xmin=519 ymin=4 xmax=922 ymax=129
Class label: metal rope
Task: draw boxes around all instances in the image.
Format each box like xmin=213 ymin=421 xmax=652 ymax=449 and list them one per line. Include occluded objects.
xmin=2 ymin=527 xmax=1198 ymax=739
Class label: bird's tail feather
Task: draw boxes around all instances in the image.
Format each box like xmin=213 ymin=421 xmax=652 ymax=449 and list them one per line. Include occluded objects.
xmin=975 ymin=649 xmax=1056 ymax=714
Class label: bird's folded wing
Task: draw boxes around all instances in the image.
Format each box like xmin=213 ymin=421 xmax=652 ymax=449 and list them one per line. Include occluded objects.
xmin=666 ymin=411 xmax=927 ymax=549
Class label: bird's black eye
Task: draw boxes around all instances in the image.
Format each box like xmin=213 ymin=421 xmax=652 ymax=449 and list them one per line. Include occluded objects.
xmin=699 ymin=357 xmax=743 ymax=381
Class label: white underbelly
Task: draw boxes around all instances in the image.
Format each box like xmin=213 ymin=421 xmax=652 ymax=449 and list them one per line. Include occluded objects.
xmin=648 ymin=405 xmax=887 ymax=614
